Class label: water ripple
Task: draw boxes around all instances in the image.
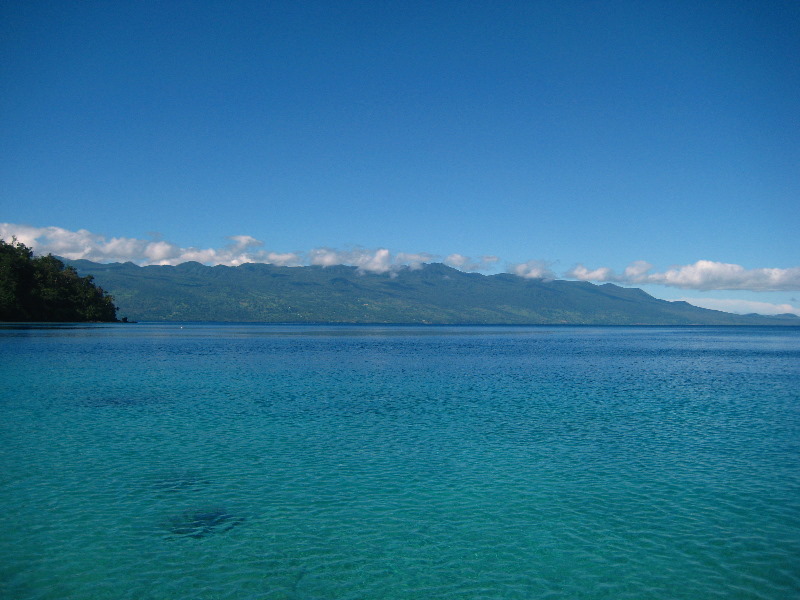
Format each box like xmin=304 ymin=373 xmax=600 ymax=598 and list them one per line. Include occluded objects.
xmin=1 ymin=325 xmax=798 ymax=599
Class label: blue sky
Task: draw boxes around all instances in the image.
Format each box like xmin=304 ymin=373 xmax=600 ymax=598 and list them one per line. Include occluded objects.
xmin=2 ymin=1 xmax=798 ymax=314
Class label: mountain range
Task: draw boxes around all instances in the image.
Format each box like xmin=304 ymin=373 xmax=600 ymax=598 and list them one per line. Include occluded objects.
xmin=66 ymin=259 xmax=798 ymax=325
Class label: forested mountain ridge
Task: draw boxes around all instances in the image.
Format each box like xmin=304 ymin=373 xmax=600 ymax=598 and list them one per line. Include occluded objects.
xmin=0 ymin=239 xmax=118 ymax=322
xmin=63 ymin=258 xmax=798 ymax=325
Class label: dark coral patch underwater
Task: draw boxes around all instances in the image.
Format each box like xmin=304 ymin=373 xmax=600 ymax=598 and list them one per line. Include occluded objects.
xmin=162 ymin=507 xmax=244 ymax=539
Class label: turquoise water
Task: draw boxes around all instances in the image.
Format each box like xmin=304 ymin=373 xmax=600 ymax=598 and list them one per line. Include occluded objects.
xmin=1 ymin=324 xmax=799 ymax=599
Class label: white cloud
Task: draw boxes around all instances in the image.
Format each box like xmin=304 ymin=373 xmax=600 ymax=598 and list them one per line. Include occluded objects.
xmin=567 ymin=260 xmax=800 ymax=292
xmin=0 ymin=224 xmax=104 ymax=259
xmin=444 ymin=254 xmax=499 ymax=272
xmin=0 ymin=224 xmax=452 ymax=274
xmin=4 ymin=223 xmax=797 ymax=294
xmin=308 ymin=248 xmax=342 ymax=267
xmin=567 ymin=264 xmax=615 ymax=281
xmin=227 ymin=235 xmax=263 ymax=250
xmin=623 ymin=260 xmax=653 ymax=280
xmin=508 ymin=259 xmax=556 ymax=280
xmin=680 ymin=298 xmax=800 ymax=316
xmin=0 ymin=223 xmax=303 ymax=267
xmin=309 ymin=247 xmax=417 ymax=273
xmin=144 ymin=240 xmax=180 ymax=262
xmin=101 ymin=236 xmax=147 ymax=260
xmin=396 ymin=252 xmax=436 ymax=270
xmin=263 ymin=252 xmax=303 ymax=267
xmin=359 ymin=248 xmax=392 ymax=273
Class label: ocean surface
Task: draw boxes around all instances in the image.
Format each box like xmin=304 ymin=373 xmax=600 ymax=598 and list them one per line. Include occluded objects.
xmin=1 ymin=323 xmax=798 ymax=600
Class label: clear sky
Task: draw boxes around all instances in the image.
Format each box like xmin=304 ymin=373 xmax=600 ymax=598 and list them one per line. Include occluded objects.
xmin=2 ymin=1 xmax=798 ymax=314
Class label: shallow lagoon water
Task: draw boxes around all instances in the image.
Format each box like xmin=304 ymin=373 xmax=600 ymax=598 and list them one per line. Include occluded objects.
xmin=1 ymin=323 xmax=799 ymax=599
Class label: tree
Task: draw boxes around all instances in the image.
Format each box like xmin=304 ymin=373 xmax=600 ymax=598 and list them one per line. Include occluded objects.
xmin=0 ymin=238 xmax=118 ymax=322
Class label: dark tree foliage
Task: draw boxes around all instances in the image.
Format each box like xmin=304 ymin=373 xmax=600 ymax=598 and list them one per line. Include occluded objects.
xmin=0 ymin=238 xmax=118 ymax=322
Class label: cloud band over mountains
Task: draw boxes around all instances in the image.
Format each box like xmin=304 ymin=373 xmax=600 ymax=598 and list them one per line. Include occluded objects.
xmin=2 ymin=223 xmax=798 ymax=293
xmin=567 ymin=260 xmax=800 ymax=292
xmin=0 ymin=223 xmax=499 ymax=275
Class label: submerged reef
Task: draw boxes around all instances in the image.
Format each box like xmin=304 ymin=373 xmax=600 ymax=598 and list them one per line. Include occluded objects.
xmin=162 ymin=507 xmax=244 ymax=539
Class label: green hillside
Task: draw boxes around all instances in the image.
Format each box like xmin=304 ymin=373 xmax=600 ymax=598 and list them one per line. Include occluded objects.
xmin=63 ymin=259 xmax=798 ymax=325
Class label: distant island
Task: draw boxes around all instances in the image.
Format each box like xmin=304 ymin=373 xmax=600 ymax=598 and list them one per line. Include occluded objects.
xmin=62 ymin=258 xmax=798 ymax=326
xmin=0 ymin=239 xmax=118 ymax=322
